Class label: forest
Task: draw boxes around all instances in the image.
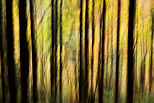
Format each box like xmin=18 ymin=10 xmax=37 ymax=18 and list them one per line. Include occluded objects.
xmin=0 ymin=0 xmax=154 ymax=103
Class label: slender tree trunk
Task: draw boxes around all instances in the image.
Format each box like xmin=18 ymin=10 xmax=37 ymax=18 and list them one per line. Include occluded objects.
xmin=79 ymin=0 xmax=83 ymax=102
xmin=115 ymin=0 xmax=120 ymax=103
xmin=54 ymin=0 xmax=58 ymax=102
xmin=0 ymin=1 xmax=6 ymax=102
xmin=149 ymin=9 xmax=153 ymax=94
xmin=30 ymin=0 xmax=38 ymax=102
xmin=85 ymin=0 xmax=89 ymax=102
xmin=51 ymin=0 xmax=58 ymax=102
xmin=60 ymin=0 xmax=63 ymax=102
xmin=51 ymin=0 xmax=55 ymax=102
xmin=19 ymin=0 xmax=29 ymax=102
xmin=127 ymin=0 xmax=136 ymax=103
xmin=99 ymin=0 xmax=106 ymax=102
xmin=6 ymin=0 xmax=17 ymax=102
xmin=91 ymin=0 xmax=94 ymax=102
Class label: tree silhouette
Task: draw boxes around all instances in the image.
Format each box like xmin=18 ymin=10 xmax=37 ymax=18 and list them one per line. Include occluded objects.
xmin=19 ymin=0 xmax=29 ymax=102
xmin=127 ymin=0 xmax=136 ymax=103
xmin=115 ymin=0 xmax=120 ymax=102
xmin=85 ymin=0 xmax=89 ymax=102
xmin=60 ymin=0 xmax=63 ymax=102
xmin=6 ymin=0 xmax=17 ymax=102
xmin=30 ymin=0 xmax=38 ymax=102
xmin=0 ymin=0 xmax=6 ymax=102
xmin=99 ymin=0 xmax=106 ymax=102
xmin=79 ymin=0 xmax=83 ymax=102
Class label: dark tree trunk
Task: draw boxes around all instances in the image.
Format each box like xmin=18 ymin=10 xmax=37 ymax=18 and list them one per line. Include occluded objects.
xmin=51 ymin=0 xmax=58 ymax=102
xmin=91 ymin=0 xmax=94 ymax=102
xmin=115 ymin=0 xmax=120 ymax=103
xmin=127 ymin=0 xmax=136 ymax=103
xmin=19 ymin=0 xmax=29 ymax=102
xmin=30 ymin=0 xmax=38 ymax=102
xmin=6 ymin=0 xmax=17 ymax=102
xmin=54 ymin=0 xmax=58 ymax=101
xmin=79 ymin=0 xmax=83 ymax=102
xmin=0 ymin=1 xmax=6 ymax=102
xmin=99 ymin=0 xmax=106 ymax=102
xmin=60 ymin=0 xmax=63 ymax=102
xmin=51 ymin=0 xmax=55 ymax=101
xmin=149 ymin=9 xmax=153 ymax=93
xmin=85 ymin=0 xmax=89 ymax=102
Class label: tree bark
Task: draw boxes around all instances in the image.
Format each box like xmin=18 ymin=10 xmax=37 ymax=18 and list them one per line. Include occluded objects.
xmin=51 ymin=0 xmax=58 ymax=102
xmin=51 ymin=0 xmax=55 ymax=101
xmin=79 ymin=0 xmax=83 ymax=102
xmin=19 ymin=0 xmax=29 ymax=102
xmin=115 ymin=0 xmax=120 ymax=103
xmin=0 ymin=1 xmax=6 ymax=102
xmin=149 ymin=9 xmax=153 ymax=94
xmin=30 ymin=0 xmax=38 ymax=102
xmin=127 ymin=0 xmax=136 ymax=103
xmin=99 ymin=0 xmax=106 ymax=102
xmin=6 ymin=0 xmax=17 ymax=102
xmin=85 ymin=0 xmax=89 ymax=102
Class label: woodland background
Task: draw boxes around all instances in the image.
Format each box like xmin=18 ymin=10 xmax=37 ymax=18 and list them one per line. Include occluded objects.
xmin=0 ymin=0 xmax=154 ymax=103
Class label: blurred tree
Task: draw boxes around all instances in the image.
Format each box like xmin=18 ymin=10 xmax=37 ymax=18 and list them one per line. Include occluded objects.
xmin=19 ymin=0 xmax=29 ymax=102
xmin=51 ymin=0 xmax=55 ymax=101
xmin=84 ymin=0 xmax=89 ymax=103
xmin=115 ymin=0 xmax=120 ymax=103
xmin=6 ymin=0 xmax=17 ymax=102
xmin=79 ymin=0 xmax=83 ymax=102
xmin=51 ymin=0 xmax=58 ymax=102
xmin=149 ymin=8 xmax=153 ymax=94
xmin=0 ymin=0 xmax=6 ymax=102
xmin=99 ymin=0 xmax=106 ymax=102
xmin=60 ymin=0 xmax=63 ymax=102
xmin=85 ymin=0 xmax=89 ymax=102
xmin=127 ymin=0 xmax=136 ymax=103
xmin=30 ymin=0 xmax=38 ymax=102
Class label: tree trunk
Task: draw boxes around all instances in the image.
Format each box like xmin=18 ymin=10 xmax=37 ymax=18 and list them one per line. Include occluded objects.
xmin=99 ymin=0 xmax=106 ymax=102
xmin=30 ymin=0 xmax=38 ymax=102
xmin=19 ymin=0 xmax=29 ymax=102
xmin=85 ymin=0 xmax=89 ymax=102
xmin=149 ymin=9 xmax=153 ymax=94
xmin=6 ymin=0 xmax=17 ymax=102
xmin=115 ymin=0 xmax=120 ymax=103
xmin=60 ymin=0 xmax=63 ymax=102
xmin=54 ymin=0 xmax=58 ymax=101
xmin=79 ymin=0 xmax=83 ymax=102
xmin=127 ymin=0 xmax=136 ymax=103
xmin=51 ymin=0 xmax=58 ymax=102
xmin=51 ymin=0 xmax=55 ymax=101
xmin=0 ymin=1 xmax=6 ymax=102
